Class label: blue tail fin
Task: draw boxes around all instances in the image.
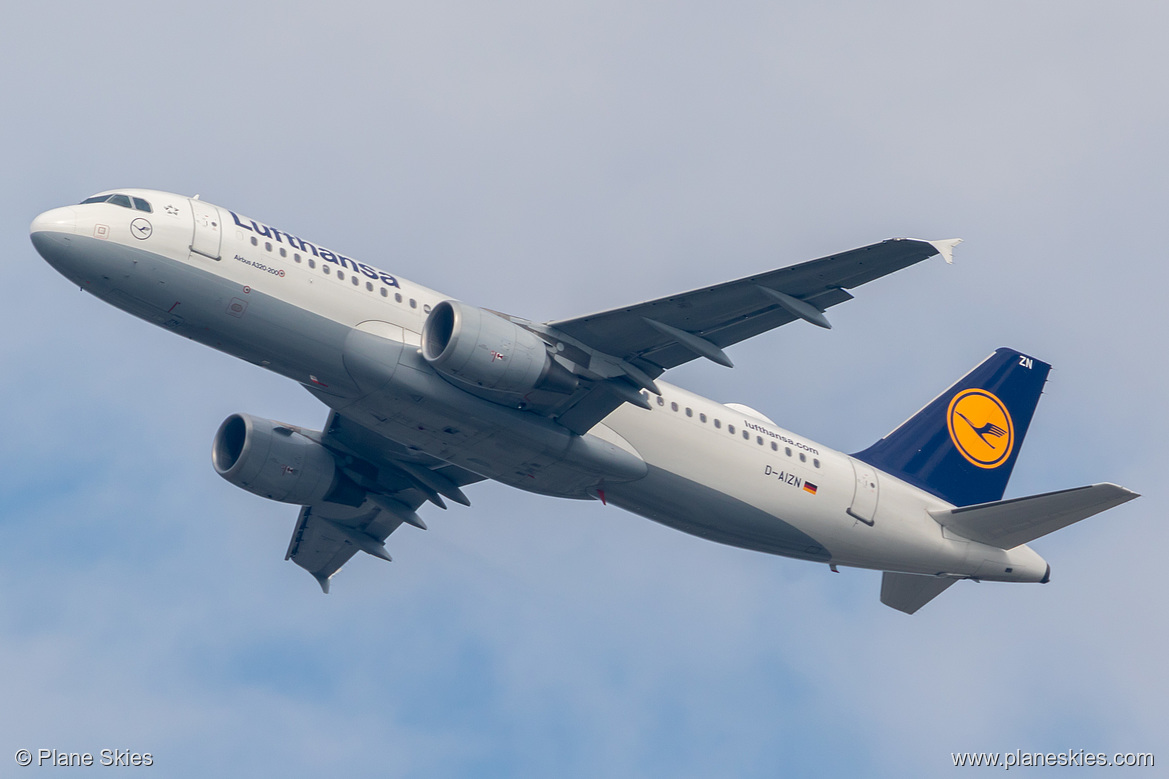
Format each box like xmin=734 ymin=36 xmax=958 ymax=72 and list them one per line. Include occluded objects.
xmin=853 ymin=348 xmax=1051 ymax=507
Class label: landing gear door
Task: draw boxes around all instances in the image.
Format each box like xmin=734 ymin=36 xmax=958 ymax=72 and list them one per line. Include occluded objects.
xmin=189 ymin=199 xmax=222 ymax=260
xmin=847 ymin=458 xmax=879 ymax=526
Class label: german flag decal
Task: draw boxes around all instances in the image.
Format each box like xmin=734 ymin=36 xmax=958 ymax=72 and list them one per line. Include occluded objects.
xmin=803 ymin=481 xmax=818 ymax=495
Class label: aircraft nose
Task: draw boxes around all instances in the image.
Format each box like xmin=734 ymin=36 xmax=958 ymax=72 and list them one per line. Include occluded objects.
xmin=30 ymin=206 xmax=79 ymax=236
xmin=30 ymin=206 xmax=85 ymax=280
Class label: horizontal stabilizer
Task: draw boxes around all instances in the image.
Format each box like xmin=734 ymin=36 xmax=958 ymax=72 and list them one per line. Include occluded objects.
xmin=929 ymin=483 xmax=1139 ymax=550
xmin=881 ymin=572 xmax=957 ymax=614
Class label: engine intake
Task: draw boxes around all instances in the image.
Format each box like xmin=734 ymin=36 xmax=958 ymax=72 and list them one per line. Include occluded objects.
xmin=212 ymin=413 xmax=362 ymax=506
xmin=421 ymin=300 xmax=577 ymax=398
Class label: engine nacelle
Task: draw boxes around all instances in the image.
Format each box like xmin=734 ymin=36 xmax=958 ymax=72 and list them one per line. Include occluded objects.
xmin=421 ymin=300 xmax=577 ymax=398
xmin=212 ymin=413 xmax=359 ymax=505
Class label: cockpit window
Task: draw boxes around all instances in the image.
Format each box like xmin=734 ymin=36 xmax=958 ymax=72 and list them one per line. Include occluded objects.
xmin=80 ymin=193 xmax=149 ymax=211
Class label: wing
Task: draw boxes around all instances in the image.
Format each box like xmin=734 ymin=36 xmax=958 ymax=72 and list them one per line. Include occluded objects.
xmin=549 ymin=237 xmax=958 ymax=368
xmin=537 ymin=238 xmax=959 ymax=433
xmin=285 ymin=412 xmax=486 ymax=591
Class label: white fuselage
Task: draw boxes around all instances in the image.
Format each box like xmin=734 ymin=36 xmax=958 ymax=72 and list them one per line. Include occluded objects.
xmin=30 ymin=190 xmax=1049 ymax=583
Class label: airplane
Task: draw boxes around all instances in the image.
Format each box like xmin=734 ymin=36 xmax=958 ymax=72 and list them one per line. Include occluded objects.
xmin=29 ymin=189 xmax=1139 ymax=614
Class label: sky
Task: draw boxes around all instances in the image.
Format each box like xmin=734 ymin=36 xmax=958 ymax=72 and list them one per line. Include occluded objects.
xmin=2 ymin=1 xmax=1165 ymax=776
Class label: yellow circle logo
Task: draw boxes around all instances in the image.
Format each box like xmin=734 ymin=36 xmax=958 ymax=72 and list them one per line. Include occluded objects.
xmin=947 ymin=389 xmax=1014 ymax=469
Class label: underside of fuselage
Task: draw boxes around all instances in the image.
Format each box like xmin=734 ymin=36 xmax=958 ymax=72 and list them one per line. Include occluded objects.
xmin=604 ymin=465 xmax=832 ymax=562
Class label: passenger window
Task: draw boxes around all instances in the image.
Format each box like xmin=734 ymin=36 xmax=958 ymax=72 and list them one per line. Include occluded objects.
xmin=366 ymin=281 xmax=373 ymax=291
xmin=799 ymin=453 xmax=807 ymax=462
xmin=337 ymin=270 xmax=345 ymax=280
xmin=424 ymin=304 xmax=431 ymax=314
xmin=785 ymin=447 xmax=792 ymax=457
xmin=352 ymin=276 xmax=360 ymax=286
xmin=323 ymin=265 xmax=331 ymax=275
xmin=308 ymin=259 xmax=316 ymax=269
xmin=813 ymin=458 xmax=820 ymax=468
xmin=250 ymin=236 xmax=258 ymax=246
xmin=742 ymin=430 xmax=750 ymax=440
xmin=756 ymin=436 xmax=763 ymax=445
xmin=410 ymin=299 xmax=417 ymax=309
xmin=265 ymin=242 xmax=272 ymax=252
xmin=132 ymin=197 xmax=152 ymax=212
xmin=728 ymin=425 xmax=735 ymax=435
xmin=294 ymin=253 xmax=302 ymax=263
xmin=699 ymin=413 xmax=707 ymax=423
xmin=771 ymin=442 xmax=777 ymax=451
xmin=279 ymin=247 xmax=287 ymax=258
xmin=671 ymin=402 xmax=678 ymax=412
xmin=656 ymin=396 xmax=665 ymax=407
xmin=685 ymin=407 xmax=693 ymax=417
xmin=107 ymin=194 xmax=132 ymax=208
xmin=714 ymin=419 xmax=721 ymax=429
xmin=380 ymin=287 xmax=388 ymax=297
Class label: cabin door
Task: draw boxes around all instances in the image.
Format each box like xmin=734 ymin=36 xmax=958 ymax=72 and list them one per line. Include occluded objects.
xmin=189 ymin=199 xmax=222 ymax=260
xmin=847 ymin=459 xmax=880 ymax=526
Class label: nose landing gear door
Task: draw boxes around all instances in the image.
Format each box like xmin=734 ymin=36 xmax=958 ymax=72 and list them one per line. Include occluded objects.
xmin=847 ymin=458 xmax=879 ymax=526
xmin=189 ymin=199 xmax=222 ymax=260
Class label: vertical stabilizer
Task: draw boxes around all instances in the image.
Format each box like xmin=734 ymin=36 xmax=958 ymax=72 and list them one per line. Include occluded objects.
xmin=853 ymin=349 xmax=1050 ymax=507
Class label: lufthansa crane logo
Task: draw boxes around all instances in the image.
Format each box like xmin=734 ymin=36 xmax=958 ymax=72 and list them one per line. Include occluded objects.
xmin=130 ymin=218 xmax=153 ymax=240
xmin=947 ymin=388 xmax=1014 ymax=469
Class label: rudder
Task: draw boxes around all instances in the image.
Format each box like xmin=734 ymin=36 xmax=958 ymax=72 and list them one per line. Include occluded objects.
xmin=853 ymin=348 xmax=1051 ymax=507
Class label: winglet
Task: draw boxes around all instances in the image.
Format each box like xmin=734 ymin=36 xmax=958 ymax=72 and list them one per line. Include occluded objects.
xmin=927 ymin=238 xmax=962 ymax=264
xmin=314 ymin=573 xmax=332 ymax=594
